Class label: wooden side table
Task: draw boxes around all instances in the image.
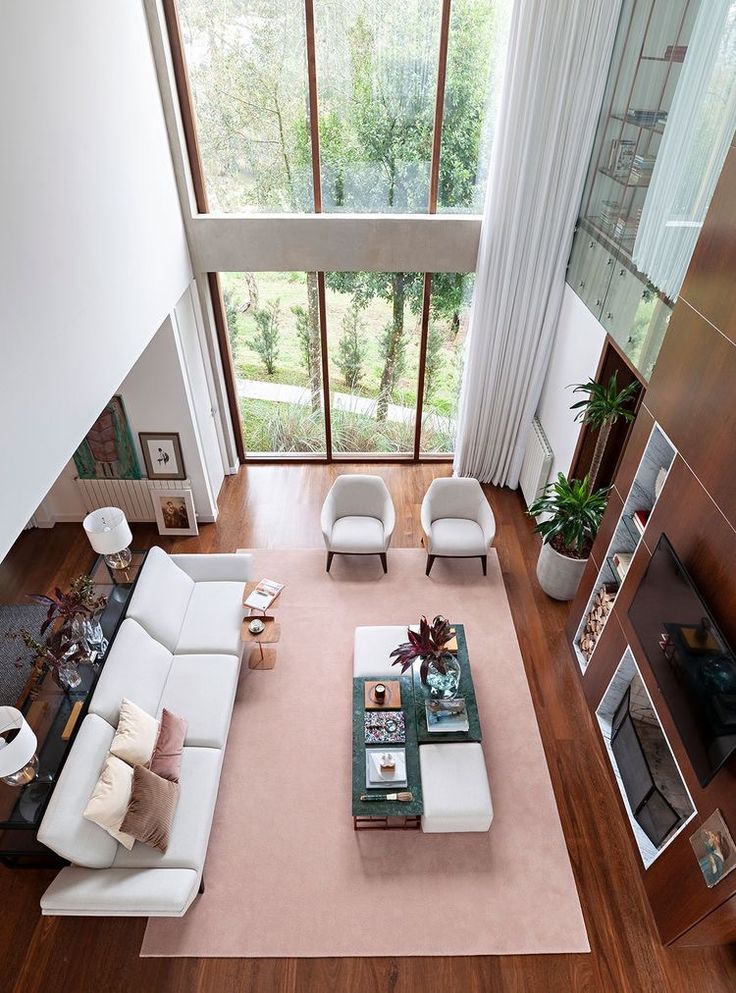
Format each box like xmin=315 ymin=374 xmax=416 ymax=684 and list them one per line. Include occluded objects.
xmin=240 ymin=616 xmax=281 ymax=670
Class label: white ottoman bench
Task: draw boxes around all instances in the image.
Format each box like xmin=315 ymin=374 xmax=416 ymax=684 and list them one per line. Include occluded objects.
xmin=353 ymin=625 xmax=407 ymax=677
xmin=419 ymin=742 xmax=493 ymax=833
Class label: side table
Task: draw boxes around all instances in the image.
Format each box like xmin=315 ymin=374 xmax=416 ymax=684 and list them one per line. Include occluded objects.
xmin=240 ymin=616 xmax=281 ymax=670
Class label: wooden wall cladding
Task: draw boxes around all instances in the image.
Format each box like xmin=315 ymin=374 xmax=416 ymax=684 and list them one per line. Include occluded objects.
xmin=645 ymin=303 xmax=736 ymax=523
xmin=568 ymin=131 xmax=736 ymax=945
xmin=679 ymin=142 xmax=736 ymax=344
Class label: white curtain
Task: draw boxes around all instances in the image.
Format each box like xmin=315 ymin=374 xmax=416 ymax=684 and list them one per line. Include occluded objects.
xmin=453 ymin=0 xmax=621 ymax=486
xmin=632 ymin=0 xmax=736 ymax=302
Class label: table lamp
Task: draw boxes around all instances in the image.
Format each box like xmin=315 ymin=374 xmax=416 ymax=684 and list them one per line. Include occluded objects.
xmin=0 ymin=707 xmax=38 ymax=786
xmin=83 ymin=507 xmax=133 ymax=570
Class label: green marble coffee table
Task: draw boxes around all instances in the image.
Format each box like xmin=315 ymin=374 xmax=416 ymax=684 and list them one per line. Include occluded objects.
xmin=411 ymin=624 xmax=482 ymax=744
xmin=352 ymin=674 xmax=423 ymax=828
xmin=352 ymin=624 xmax=483 ymax=829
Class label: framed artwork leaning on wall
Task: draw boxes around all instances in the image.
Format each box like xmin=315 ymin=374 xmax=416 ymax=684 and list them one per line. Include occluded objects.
xmin=152 ymin=488 xmax=198 ymax=537
xmin=139 ymin=432 xmax=186 ymax=481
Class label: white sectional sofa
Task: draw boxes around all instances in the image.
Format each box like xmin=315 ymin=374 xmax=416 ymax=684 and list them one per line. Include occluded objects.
xmin=37 ymin=546 xmax=252 ymax=917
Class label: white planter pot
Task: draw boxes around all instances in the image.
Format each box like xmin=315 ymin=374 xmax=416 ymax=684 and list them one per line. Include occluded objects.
xmin=536 ymin=541 xmax=588 ymax=601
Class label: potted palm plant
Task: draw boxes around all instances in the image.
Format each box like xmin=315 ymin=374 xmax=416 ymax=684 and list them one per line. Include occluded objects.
xmin=570 ymin=373 xmax=639 ymax=490
xmin=528 ymin=474 xmax=609 ymax=601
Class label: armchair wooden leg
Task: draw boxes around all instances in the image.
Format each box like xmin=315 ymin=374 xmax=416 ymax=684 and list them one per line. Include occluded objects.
xmin=379 ymin=552 xmax=388 ymax=574
xmin=326 ymin=551 xmax=334 ymax=573
xmin=199 ymin=875 xmax=205 ymax=895
xmin=426 ymin=555 xmax=436 ymax=576
xmin=480 ymin=555 xmax=487 ymax=576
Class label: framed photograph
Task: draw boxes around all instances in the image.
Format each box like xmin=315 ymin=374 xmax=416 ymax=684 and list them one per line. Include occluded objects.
xmin=152 ymin=488 xmax=198 ymax=537
xmin=690 ymin=810 xmax=736 ymax=888
xmin=139 ymin=432 xmax=186 ymax=481
xmin=74 ymin=395 xmax=141 ymax=480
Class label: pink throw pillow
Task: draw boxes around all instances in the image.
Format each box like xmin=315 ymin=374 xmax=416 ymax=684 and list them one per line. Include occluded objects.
xmin=149 ymin=708 xmax=187 ymax=783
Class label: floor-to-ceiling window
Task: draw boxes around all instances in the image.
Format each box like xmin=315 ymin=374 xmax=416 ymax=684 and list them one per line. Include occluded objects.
xmin=169 ymin=0 xmax=510 ymax=458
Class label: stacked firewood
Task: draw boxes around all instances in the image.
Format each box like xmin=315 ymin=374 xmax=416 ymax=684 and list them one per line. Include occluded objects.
xmin=578 ymin=586 xmax=616 ymax=661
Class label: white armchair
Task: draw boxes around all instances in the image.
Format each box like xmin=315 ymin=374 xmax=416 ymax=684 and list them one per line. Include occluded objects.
xmin=420 ymin=477 xmax=495 ymax=576
xmin=320 ymin=474 xmax=396 ymax=573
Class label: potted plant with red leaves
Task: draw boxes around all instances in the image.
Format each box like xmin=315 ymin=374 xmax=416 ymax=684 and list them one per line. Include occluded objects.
xmin=390 ymin=614 xmax=460 ymax=699
xmin=29 ymin=575 xmax=108 ymax=663
xmin=8 ymin=627 xmax=90 ymax=693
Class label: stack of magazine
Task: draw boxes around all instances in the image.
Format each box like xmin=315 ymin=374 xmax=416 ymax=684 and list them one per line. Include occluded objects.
xmin=426 ymin=698 xmax=470 ymax=733
xmin=365 ymin=748 xmax=407 ymax=789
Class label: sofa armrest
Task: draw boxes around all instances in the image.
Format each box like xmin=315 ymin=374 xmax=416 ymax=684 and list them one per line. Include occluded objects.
xmin=41 ymin=866 xmax=200 ymax=917
xmin=170 ymin=553 xmax=253 ymax=583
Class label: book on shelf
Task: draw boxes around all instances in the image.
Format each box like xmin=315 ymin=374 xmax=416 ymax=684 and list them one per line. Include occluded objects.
xmin=364 ymin=710 xmax=406 ymax=745
xmin=245 ymin=578 xmax=284 ymax=611
xmin=625 ymin=109 xmax=668 ymax=126
xmin=365 ymin=748 xmax=407 ymax=789
xmin=608 ymin=138 xmax=636 ymax=176
xmin=612 ymin=552 xmax=633 ymax=583
xmin=631 ymin=509 xmax=649 ymax=535
xmin=426 ymin=699 xmax=469 ymax=734
xmin=664 ymin=45 xmax=687 ymax=62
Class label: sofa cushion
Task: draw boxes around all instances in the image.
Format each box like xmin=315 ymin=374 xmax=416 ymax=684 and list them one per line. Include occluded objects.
xmin=150 ymin=708 xmax=187 ymax=782
xmin=159 ymin=654 xmax=240 ymax=749
xmin=429 ymin=518 xmax=487 ymax=556
xmin=88 ymin=618 xmax=172 ymax=726
xmin=330 ymin=516 xmax=385 ymax=553
xmin=120 ymin=765 xmax=180 ymax=854
xmin=110 ymin=698 xmax=158 ymax=767
xmin=171 ymin=552 xmax=253 ymax=583
xmin=37 ymin=714 xmax=118 ymax=868
xmin=174 ymin=582 xmax=245 ymax=656
xmin=83 ymin=754 xmax=135 ymax=850
xmin=113 ymin=746 xmax=222 ymax=871
xmin=126 ymin=546 xmax=194 ymax=652
xmin=40 ymin=865 xmax=200 ymax=917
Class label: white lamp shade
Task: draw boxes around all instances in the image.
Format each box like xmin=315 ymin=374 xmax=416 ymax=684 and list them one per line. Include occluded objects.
xmin=83 ymin=507 xmax=132 ymax=555
xmin=0 ymin=707 xmax=37 ymax=778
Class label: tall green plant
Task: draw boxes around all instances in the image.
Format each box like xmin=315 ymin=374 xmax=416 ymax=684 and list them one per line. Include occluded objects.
xmin=570 ymin=373 xmax=639 ymax=491
xmin=336 ymin=301 xmax=368 ymax=391
xmin=528 ymin=474 xmax=609 ymax=558
xmin=247 ymin=301 xmax=281 ymax=376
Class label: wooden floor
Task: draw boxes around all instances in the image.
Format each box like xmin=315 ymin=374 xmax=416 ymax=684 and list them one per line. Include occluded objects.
xmin=2 ymin=464 xmax=735 ymax=993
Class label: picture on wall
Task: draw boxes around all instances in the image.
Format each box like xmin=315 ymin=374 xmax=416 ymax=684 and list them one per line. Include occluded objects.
xmin=153 ymin=488 xmax=198 ymax=537
xmin=690 ymin=809 xmax=736 ymax=888
xmin=139 ymin=432 xmax=186 ymax=481
xmin=73 ymin=395 xmax=141 ymax=480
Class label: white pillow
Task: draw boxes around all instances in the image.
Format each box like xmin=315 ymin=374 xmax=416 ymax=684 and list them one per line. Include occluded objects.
xmin=109 ymin=698 xmax=158 ymax=767
xmin=83 ymin=754 xmax=136 ymax=850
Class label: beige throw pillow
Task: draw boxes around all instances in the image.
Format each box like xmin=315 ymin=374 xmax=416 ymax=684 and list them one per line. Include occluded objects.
xmin=110 ymin=698 xmax=158 ymax=767
xmin=83 ymin=754 xmax=136 ymax=850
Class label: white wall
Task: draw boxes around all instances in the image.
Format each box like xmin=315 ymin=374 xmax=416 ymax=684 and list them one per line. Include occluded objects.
xmin=537 ymin=285 xmax=607 ymax=482
xmin=0 ymin=1 xmax=192 ymax=562
xmin=44 ymin=293 xmax=224 ymax=524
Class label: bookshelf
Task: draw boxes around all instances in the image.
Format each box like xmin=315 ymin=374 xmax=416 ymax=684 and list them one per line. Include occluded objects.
xmin=573 ymin=422 xmax=676 ymax=672
xmin=566 ymin=0 xmax=699 ymax=381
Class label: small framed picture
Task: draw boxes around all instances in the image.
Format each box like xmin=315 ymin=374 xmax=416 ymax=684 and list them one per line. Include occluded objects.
xmin=690 ymin=810 xmax=736 ymax=888
xmin=139 ymin=433 xmax=186 ymax=481
xmin=152 ymin=488 xmax=198 ymax=537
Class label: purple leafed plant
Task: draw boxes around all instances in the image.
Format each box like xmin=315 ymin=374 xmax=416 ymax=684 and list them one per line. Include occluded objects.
xmin=390 ymin=614 xmax=453 ymax=686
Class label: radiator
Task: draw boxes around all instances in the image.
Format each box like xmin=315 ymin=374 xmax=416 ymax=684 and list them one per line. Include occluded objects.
xmin=519 ymin=416 xmax=553 ymax=509
xmin=74 ymin=478 xmax=192 ymax=522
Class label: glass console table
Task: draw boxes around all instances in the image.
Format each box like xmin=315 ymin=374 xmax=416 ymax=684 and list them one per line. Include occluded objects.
xmin=0 ymin=550 xmax=147 ymax=867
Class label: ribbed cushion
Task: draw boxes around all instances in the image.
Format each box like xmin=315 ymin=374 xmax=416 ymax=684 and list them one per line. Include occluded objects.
xmin=150 ymin=709 xmax=187 ymax=783
xmin=120 ymin=765 xmax=180 ymax=854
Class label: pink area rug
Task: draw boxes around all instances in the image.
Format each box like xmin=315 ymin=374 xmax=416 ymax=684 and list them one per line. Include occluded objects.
xmin=142 ymin=549 xmax=589 ymax=957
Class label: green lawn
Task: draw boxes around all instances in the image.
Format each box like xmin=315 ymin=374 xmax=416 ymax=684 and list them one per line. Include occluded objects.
xmin=227 ymin=272 xmax=464 ymax=453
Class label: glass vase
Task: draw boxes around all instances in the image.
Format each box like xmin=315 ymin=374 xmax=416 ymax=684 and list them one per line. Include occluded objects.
xmin=71 ymin=616 xmax=108 ymax=663
xmin=58 ymin=662 xmax=82 ymax=691
xmin=425 ymin=653 xmax=461 ymax=700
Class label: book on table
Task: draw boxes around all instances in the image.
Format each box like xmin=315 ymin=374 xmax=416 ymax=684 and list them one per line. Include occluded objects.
xmin=245 ymin=578 xmax=284 ymax=611
xmin=426 ymin=698 xmax=470 ymax=733
xmin=365 ymin=748 xmax=407 ymax=789
xmin=364 ymin=710 xmax=406 ymax=744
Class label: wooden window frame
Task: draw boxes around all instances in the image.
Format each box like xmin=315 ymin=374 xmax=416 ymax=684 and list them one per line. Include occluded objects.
xmin=163 ymin=0 xmax=456 ymax=464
